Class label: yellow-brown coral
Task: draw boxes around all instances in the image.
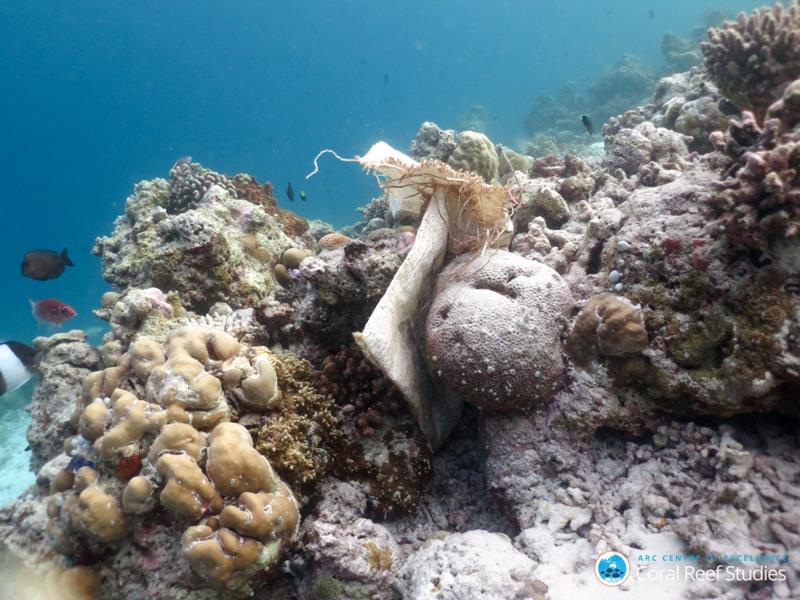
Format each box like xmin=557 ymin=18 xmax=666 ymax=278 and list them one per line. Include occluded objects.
xmin=156 ymin=452 xmax=223 ymax=520
xmin=567 ymin=294 xmax=649 ymax=368
xmin=147 ymin=422 xmax=207 ymax=463
xmin=207 ymin=423 xmax=278 ymax=496
xmin=65 ymin=486 xmax=126 ymax=543
xmin=219 ymin=485 xmax=299 ymax=540
xmin=318 ymin=232 xmax=352 ymax=251
xmin=94 ymin=389 xmax=167 ymax=460
xmin=122 ymin=475 xmax=153 ymax=514
xmin=182 ymin=524 xmax=265 ymax=584
xmin=146 ymin=326 xmax=240 ymax=429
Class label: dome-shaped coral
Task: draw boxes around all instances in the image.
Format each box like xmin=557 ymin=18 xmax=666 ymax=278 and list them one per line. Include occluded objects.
xmin=425 ymin=250 xmax=574 ymax=411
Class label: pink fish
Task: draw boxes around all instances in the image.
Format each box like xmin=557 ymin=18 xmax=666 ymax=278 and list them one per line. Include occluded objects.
xmin=29 ymin=298 xmax=77 ymax=325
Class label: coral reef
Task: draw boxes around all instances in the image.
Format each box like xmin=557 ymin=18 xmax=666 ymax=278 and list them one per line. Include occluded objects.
xmin=4 ymin=24 xmax=800 ymax=599
xmin=15 ymin=308 xmax=339 ymax=598
xmin=93 ymin=160 xmax=312 ymax=313
xmin=702 ymin=2 xmax=800 ymax=116
xmin=456 ymin=104 xmax=490 ymax=133
xmin=661 ymin=32 xmax=702 ymax=73
xmin=523 ymin=56 xmax=655 ymax=150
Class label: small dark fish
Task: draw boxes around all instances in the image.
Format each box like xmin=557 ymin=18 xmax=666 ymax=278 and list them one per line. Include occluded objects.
xmin=299 ymin=190 xmax=307 ymax=201
xmin=718 ymin=98 xmax=742 ymax=117
xmin=0 ymin=341 xmax=36 ymax=397
xmin=21 ymin=249 xmax=74 ymax=281
xmin=648 ymin=9 xmax=655 ymax=19
xmin=383 ymin=74 xmax=389 ymax=85
xmin=30 ymin=298 xmax=77 ymax=326
xmin=286 ymin=182 xmax=295 ymax=202
xmin=581 ymin=115 xmax=594 ymax=136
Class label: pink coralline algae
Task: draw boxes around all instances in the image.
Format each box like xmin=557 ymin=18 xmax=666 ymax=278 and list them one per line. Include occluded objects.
xmin=142 ymin=287 xmax=174 ymax=316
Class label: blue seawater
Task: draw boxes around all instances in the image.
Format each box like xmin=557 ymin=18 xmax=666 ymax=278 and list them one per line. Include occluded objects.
xmin=0 ymin=0 xmax=764 ymax=503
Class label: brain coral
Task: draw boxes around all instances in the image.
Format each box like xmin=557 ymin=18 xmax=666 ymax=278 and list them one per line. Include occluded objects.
xmin=702 ymin=1 xmax=800 ymax=116
xmin=425 ymin=250 xmax=574 ymax=411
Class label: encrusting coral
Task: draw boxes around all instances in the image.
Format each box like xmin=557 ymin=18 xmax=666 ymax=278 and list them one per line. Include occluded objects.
xmin=566 ymin=294 xmax=649 ymax=368
xmin=702 ymin=1 xmax=800 ymax=117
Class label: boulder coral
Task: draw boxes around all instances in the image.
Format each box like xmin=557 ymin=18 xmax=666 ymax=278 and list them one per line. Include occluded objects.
xmin=425 ymin=250 xmax=574 ymax=411
xmin=446 ymin=130 xmax=499 ymax=182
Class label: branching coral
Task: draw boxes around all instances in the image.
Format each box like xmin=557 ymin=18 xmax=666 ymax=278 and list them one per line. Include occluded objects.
xmin=707 ymin=77 xmax=800 ymax=250
xmin=255 ymin=352 xmax=337 ymax=494
xmin=313 ymin=344 xmax=432 ymax=518
xmin=702 ymin=1 xmax=800 ymax=117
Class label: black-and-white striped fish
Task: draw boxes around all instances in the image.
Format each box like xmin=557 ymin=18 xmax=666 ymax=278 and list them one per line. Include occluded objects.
xmin=0 ymin=341 xmax=36 ymax=397
xmin=786 ymin=275 xmax=800 ymax=296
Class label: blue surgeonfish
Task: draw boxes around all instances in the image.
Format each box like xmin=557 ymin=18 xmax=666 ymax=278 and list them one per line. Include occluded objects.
xmin=0 ymin=341 xmax=36 ymax=397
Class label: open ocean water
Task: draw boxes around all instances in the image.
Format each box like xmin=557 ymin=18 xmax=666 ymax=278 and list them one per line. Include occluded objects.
xmin=0 ymin=0 xmax=763 ymax=503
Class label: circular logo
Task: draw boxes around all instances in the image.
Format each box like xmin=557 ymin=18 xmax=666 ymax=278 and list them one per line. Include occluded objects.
xmin=594 ymin=551 xmax=630 ymax=586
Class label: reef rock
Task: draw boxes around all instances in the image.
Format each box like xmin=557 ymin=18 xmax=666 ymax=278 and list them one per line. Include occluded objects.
xmin=397 ymin=530 xmax=541 ymax=600
xmin=27 ymin=332 xmax=101 ymax=469
xmin=93 ymin=160 xmax=312 ymax=313
xmin=410 ymin=121 xmax=457 ymax=163
xmin=603 ymin=121 xmax=691 ymax=177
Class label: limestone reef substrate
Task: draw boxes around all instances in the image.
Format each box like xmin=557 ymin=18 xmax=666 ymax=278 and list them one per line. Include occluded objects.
xmin=2 ymin=4 xmax=800 ymax=599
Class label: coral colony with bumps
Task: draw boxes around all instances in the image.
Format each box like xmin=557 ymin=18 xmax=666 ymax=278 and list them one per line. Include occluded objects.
xmin=2 ymin=2 xmax=800 ymax=599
